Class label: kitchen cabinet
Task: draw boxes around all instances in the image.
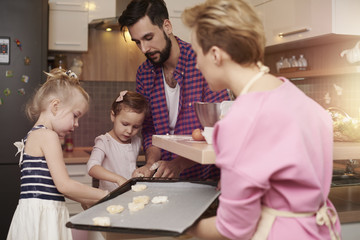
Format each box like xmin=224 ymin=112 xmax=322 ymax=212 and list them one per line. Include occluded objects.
xmin=88 ymin=0 xmax=117 ymax=23
xmin=48 ymin=0 xmax=89 ymax=51
xmin=251 ymin=0 xmax=360 ymax=47
xmin=264 ymin=36 xmax=360 ymax=80
xmin=166 ymin=0 xmax=205 ymax=43
xmin=63 ymin=148 xmax=92 ymax=215
xmin=65 ymin=164 xmax=92 ymax=215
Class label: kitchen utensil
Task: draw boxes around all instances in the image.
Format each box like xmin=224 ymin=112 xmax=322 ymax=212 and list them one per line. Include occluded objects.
xmin=194 ymin=101 xmax=233 ymax=128
xmin=194 ymin=102 xmax=221 ymax=128
xmin=340 ymin=41 xmax=360 ymax=64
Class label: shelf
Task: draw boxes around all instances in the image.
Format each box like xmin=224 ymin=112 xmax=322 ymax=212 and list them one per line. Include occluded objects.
xmin=333 ymin=142 xmax=360 ymax=160
xmin=152 ymin=135 xmax=216 ymax=164
xmin=275 ymin=66 xmax=360 ymax=80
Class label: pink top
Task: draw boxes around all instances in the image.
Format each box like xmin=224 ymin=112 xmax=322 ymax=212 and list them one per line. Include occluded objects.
xmin=214 ymin=78 xmax=340 ymax=239
xmin=87 ymin=133 xmax=141 ymax=192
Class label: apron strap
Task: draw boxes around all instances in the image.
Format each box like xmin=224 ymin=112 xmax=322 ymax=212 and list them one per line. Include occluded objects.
xmin=251 ymin=204 xmax=340 ymax=240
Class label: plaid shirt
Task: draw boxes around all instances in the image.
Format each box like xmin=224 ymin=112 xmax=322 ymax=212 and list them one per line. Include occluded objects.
xmin=136 ymin=37 xmax=229 ymax=180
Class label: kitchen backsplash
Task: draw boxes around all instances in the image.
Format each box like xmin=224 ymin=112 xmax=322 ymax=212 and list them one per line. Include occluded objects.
xmin=74 ymin=81 xmax=136 ymax=147
xmin=73 ymin=74 xmax=360 ymax=147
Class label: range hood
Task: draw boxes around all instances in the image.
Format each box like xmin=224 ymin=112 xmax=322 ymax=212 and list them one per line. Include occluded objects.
xmin=89 ymin=0 xmax=131 ymax=31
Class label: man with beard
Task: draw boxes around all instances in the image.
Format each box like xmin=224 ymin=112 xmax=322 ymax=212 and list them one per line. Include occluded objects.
xmin=118 ymin=0 xmax=229 ymax=180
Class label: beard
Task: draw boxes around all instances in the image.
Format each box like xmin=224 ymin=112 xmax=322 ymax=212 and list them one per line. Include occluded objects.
xmin=145 ymin=31 xmax=172 ymax=66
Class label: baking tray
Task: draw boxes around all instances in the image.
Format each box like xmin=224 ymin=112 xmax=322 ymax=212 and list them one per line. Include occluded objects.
xmin=66 ymin=178 xmax=220 ymax=236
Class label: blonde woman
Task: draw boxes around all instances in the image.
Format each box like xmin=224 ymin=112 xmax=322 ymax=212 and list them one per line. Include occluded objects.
xmin=7 ymin=68 xmax=108 ymax=240
xmin=182 ymin=0 xmax=340 ymax=239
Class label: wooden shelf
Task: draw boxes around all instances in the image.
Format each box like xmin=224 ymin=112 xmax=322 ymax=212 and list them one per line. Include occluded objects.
xmin=333 ymin=142 xmax=360 ymax=160
xmin=152 ymin=135 xmax=216 ymax=164
xmin=275 ymin=66 xmax=360 ymax=79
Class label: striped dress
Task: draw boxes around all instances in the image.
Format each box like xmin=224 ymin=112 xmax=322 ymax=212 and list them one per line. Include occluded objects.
xmin=7 ymin=125 xmax=72 ymax=240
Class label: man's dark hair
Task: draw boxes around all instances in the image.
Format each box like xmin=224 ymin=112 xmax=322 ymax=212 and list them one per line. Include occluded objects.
xmin=118 ymin=0 xmax=169 ymax=32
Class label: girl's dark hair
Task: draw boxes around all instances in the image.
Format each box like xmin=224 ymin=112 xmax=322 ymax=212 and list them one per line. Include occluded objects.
xmin=118 ymin=0 xmax=168 ymax=32
xmin=111 ymin=91 xmax=149 ymax=116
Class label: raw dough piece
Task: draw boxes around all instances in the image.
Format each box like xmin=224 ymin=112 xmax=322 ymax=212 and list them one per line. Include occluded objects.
xmin=131 ymin=184 xmax=147 ymax=192
xmin=92 ymin=217 xmax=111 ymax=226
xmin=106 ymin=205 xmax=124 ymax=214
xmin=151 ymin=196 xmax=168 ymax=204
xmin=133 ymin=195 xmax=150 ymax=205
xmin=128 ymin=202 xmax=145 ymax=212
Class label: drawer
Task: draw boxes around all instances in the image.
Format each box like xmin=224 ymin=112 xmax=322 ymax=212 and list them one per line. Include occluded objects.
xmin=66 ymin=164 xmax=92 ymax=184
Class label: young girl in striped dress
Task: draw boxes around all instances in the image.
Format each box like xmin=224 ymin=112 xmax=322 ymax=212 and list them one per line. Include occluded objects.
xmin=7 ymin=68 xmax=108 ymax=240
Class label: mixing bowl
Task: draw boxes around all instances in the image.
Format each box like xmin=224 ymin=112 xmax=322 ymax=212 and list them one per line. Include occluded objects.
xmin=194 ymin=102 xmax=222 ymax=128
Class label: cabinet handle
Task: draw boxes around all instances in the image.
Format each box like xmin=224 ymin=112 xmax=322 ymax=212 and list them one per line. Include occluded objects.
xmin=55 ymin=2 xmax=82 ymax=6
xmin=69 ymin=172 xmax=86 ymax=177
xmin=278 ymin=28 xmax=310 ymax=38
xmin=55 ymin=42 xmax=81 ymax=46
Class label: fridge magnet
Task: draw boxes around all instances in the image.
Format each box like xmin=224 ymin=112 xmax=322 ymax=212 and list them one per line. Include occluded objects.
xmin=4 ymin=88 xmax=11 ymax=96
xmin=24 ymin=56 xmax=31 ymax=65
xmin=0 ymin=37 xmax=10 ymax=65
xmin=14 ymin=39 xmax=22 ymax=51
xmin=21 ymin=75 xmax=29 ymax=83
xmin=17 ymin=88 xmax=25 ymax=95
xmin=5 ymin=70 xmax=13 ymax=77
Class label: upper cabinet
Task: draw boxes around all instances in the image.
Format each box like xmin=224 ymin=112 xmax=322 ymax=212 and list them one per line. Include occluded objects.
xmin=250 ymin=0 xmax=360 ymax=47
xmin=48 ymin=0 xmax=89 ymax=52
xmin=165 ymin=0 xmax=205 ymax=43
xmin=88 ymin=0 xmax=116 ymax=23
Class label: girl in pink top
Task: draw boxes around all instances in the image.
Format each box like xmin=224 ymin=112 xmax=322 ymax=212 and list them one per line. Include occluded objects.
xmin=182 ymin=0 xmax=341 ymax=239
xmin=87 ymin=91 xmax=148 ymax=192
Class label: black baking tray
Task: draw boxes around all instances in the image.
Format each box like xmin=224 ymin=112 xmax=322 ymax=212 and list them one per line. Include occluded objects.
xmin=66 ymin=177 xmax=220 ymax=236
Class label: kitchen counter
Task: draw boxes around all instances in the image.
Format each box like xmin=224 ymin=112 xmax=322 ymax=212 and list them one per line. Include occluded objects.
xmin=153 ymin=135 xmax=360 ymax=164
xmin=63 ymin=147 xmax=92 ymax=164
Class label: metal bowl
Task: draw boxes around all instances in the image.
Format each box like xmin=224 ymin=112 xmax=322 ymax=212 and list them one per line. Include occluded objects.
xmin=194 ymin=102 xmax=222 ymax=128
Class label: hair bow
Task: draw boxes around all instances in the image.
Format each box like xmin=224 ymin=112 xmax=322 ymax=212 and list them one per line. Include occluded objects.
xmin=66 ymin=70 xmax=78 ymax=78
xmin=116 ymin=90 xmax=128 ymax=102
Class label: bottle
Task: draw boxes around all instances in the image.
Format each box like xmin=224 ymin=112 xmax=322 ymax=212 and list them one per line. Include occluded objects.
xmin=276 ymin=57 xmax=284 ymax=73
xmin=282 ymin=58 xmax=291 ymax=68
xmin=298 ymin=54 xmax=308 ymax=68
xmin=65 ymin=133 xmax=73 ymax=152
xmin=290 ymin=55 xmax=299 ymax=67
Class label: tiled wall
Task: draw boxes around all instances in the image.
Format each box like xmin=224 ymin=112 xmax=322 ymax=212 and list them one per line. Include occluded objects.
xmin=294 ymin=74 xmax=360 ymax=118
xmin=73 ymin=74 xmax=360 ymax=147
xmin=73 ymin=81 xmax=136 ymax=147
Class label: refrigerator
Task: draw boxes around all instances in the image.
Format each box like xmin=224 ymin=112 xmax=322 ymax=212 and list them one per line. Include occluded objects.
xmin=0 ymin=0 xmax=48 ymax=238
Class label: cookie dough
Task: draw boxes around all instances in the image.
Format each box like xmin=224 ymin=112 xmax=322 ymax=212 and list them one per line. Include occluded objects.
xmin=93 ymin=217 xmax=111 ymax=226
xmin=133 ymin=195 xmax=150 ymax=205
xmin=128 ymin=202 xmax=145 ymax=212
xmin=151 ymin=196 xmax=168 ymax=204
xmin=131 ymin=184 xmax=147 ymax=192
xmin=106 ymin=205 xmax=124 ymax=214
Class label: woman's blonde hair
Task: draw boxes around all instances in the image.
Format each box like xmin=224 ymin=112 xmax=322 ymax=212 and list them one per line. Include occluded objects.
xmin=26 ymin=68 xmax=89 ymax=122
xmin=182 ymin=0 xmax=265 ymax=65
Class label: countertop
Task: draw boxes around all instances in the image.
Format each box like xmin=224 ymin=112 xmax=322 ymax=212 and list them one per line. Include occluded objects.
xmin=63 ymin=147 xmax=93 ymax=164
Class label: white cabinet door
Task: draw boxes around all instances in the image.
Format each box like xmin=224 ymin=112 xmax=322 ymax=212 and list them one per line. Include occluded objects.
xmin=49 ymin=0 xmax=88 ymax=11
xmin=166 ymin=0 xmax=206 ymax=43
xmin=65 ymin=164 xmax=92 ymax=216
xmin=251 ymin=0 xmax=360 ymax=47
xmin=88 ymin=0 xmax=116 ymax=23
xmin=48 ymin=10 xmax=89 ymax=51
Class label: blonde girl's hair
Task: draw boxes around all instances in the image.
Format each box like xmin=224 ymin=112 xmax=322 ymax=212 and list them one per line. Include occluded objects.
xmin=111 ymin=91 xmax=149 ymax=117
xmin=26 ymin=68 xmax=90 ymax=122
xmin=182 ymin=0 xmax=266 ymax=65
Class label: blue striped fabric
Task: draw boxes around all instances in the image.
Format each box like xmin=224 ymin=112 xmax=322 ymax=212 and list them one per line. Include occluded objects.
xmin=19 ymin=125 xmax=65 ymax=202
